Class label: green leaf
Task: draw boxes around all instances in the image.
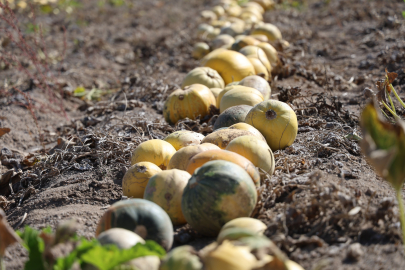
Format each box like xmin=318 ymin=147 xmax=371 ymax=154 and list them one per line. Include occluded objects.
xmin=80 ymin=241 xmax=166 ymax=270
xmin=73 ymin=86 xmax=86 ymax=97
xmin=54 ymin=239 xmax=97 ymax=270
xmin=17 ymin=226 xmax=46 ymax=270
xmin=360 ymin=102 xmax=405 ymax=190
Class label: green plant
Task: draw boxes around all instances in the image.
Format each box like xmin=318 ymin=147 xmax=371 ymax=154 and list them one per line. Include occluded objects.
xmin=360 ymin=102 xmax=405 ymax=253
xmin=376 ymin=70 xmax=405 ymax=121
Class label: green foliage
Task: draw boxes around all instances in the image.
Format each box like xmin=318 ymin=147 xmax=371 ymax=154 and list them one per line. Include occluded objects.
xmin=17 ymin=226 xmax=50 ymax=270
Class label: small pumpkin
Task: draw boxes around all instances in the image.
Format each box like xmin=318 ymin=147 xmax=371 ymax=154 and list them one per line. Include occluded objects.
xmin=122 ymin=162 xmax=162 ymax=198
xmin=160 ymin=246 xmax=203 ymax=270
xmin=239 ymin=75 xmax=271 ymax=99
xmin=247 ymin=58 xmax=270 ymax=81
xmin=249 ymin=34 xmax=268 ymax=43
xmin=185 ymin=149 xmax=261 ymax=187
xmin=207 ymin=28 xmax=221 ymax=40
xmin=192 ymin=42 xmax=210 ymax=60
xmin=220 ymin=217 xmax=267 ymax=235
xmin=213 ymin=105 xmax=252 ymax=130
xmin=210 ymin=88 xmax=223 ymax=100
xmin=197 ymin=23 xmax=215 ymax=39
xmin=231 ymin=36 xmax=260 ymax=51
xmin=164 ymin=130 xmax=205 ymax=150
xmin=217 ymin=227 xmax=261 ymax=244
xmin=225 ymin=4 xmax=242 ymax=17
xmin=181 ymin=160 xmax=258 ymax=236
xmin=200 ymin=10 xmax=217 ymax=22
xmin=167 ymin=143 xmax=220 ymax=171
xmin=96 ymin=199 xmax=173 ymax=251
xmin=181 ymin=67 xmax=225 ymax=89
xmin=239 ymin=46 xmax=271 ymax=72
xmin=242 ymin=2 xmax=265 ymax=14
xmin=201 ymin=49 xmax=255 ymax=85
xmin=228 ymin=123 xmax=265 ymax=141
xmin=212 ymin=5 xmax=225 ymax=17
xmin=257 ymin=42 xmax=279 ymax=68
xmin=210 ymin=20 xmax=231 ymax=28
xmin=251 ymin=23 xmax=282 ymax=41
xmin=251 ymin=0 xmax=275 ymax=10
xmin=216 ymin=85 xmax=236 ymax=108
xmin=212 ymin=34 xmax=235 ymax=50
xmin=144 ymin=169 xmax=191 ymax=225
xmin=164 ymin=84 xmax=216 ymax=125
xmin=201 ymin=128 xmax=265 ymax=149
xmin=245 ymin=100 xmax=298 ymax=151
xmin=131 ymin=139 xmax=176 ymax=169
xmin=220 ymin=86 xmax=264 ymax=113
xmin=97 ymin=228 xmax=145 ymax=249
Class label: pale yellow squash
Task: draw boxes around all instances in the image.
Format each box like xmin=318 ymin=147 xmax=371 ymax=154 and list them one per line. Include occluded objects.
xmin=212 ymin=34 xmax=235 ymax=50
xmin=220 ymin=86 xmax=264 ymax=113
xmin=192 ymin=42 xmax=210 ymax=60
xmin=251 ymin=23 xmax=282 ymax=41
xmin=257 ymin=42 xmax=279 ymax=68
xmin=131 ymin=139 xmax=176 ymax=169
xmin=239 ymin=46 xmax=271 ymax=72
xmin=210 ymin=88 xmax=223 ymax=100
xmin=239 ymin=75 xmax=271 ymax=100
xmin=181 ymin=67 xmax=225 ymax=89
xmin=247 ymin=58 xmax=270 ymax=81
xmin=163 ymin=130 xmax=205 ymax=151
xmin=167 ymin=143 xmax=220 ymax=171
xmin=228 ymin=123 xmax=265 ymax=141
xmin=122 ymin=162 xmax=162 ymax=198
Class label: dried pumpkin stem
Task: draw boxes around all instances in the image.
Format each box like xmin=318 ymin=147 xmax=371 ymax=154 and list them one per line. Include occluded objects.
xmin=396 ymin=189 xmax=405 ymax=255
xmin=387 ymin=89 xmax=397 ymax=114
xmin=390 ymin=84 xmax=405 ymax=110
xmin=382 ymin=100 xmax=399 ymax=120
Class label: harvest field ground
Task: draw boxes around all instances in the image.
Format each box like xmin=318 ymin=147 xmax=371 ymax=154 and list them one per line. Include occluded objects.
xmin=1 ymin=0 xmax=405 ymax=269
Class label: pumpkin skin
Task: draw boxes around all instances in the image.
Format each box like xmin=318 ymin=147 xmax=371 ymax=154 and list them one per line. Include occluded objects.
xmin=257 ymin=42 xmax=279 ymax=68
xmin=160 ymin=246 xmax=203 ymax=270
xmin=245 ymin=100 xmax=298 ymax=151
xmin=97 ymin=228 xmax=145 ymax=249
xmin=131 ymin=139 xmax=176 ymax=169
xmin=249 ymin=34 xmax=268 ymax=43
xmin=201 ymin=128 xmax=265 ymax=149
xmin=225 ymin=135 xmax=275 ymax=175
xmin=167 ymin=143 xmax=220 ymax=171
xmin=251 ymin=23 xmax=282 ymax=42
xmin=181 ymin=67 xmax=225 ymax=89
xmin=231 ymin=36 xmax=260 ymax=51
xmin=197 ymin=23 xmax=215 ymax=39
xmin=220 ymin=217 xmax=267 ymax=235
xmin=163 ymin=84 xmax=216 ymax=125
xmin=247 ymin=58 xmax=270 ymax=81
xmin=238 ymin=75 xmax=271 ymax=100
xmin=164 ymin=130 xmax=205 ymax=151
xmin=185 ymin=149 xmax=261 ymax=187
xmin=216 ymin=85 xmax=236 ymax=108
xmin=242 ymin=2 xmax=265 ymax=14
xmin=201 ymin=49 xmax=255 ymax=85
xmin=95 ymin=199 xmax=173 ymax=251
xmin=210 ymin=88 xmax=223 ymax=100
xmin=228 ymin=123 xmax=265 ymax=141
xmin=212 ymin=34 xmax=235 ymax=50
xmin=192 ymin=42 xmax=210 ymax=60
xmin=144 ymin=169 xmax=191 ymax=225
xmin=181 ymin=160 xmax=258 ymax=236
xmin=239 ymin=46 xmax=271 ymax=72
xmin=200 ymin=10 xmax=217 ymax=22
xmin=220 ymin=86 xmax=264 ymax=113
xmin=122 ymin=162 xmax=162 ymax=198
xmin=213 ymin=105 xmax=252 ymax=130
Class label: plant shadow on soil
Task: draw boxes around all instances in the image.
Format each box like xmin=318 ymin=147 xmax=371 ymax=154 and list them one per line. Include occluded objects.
xmin=1 ymin=0 xmax=405 ymax=269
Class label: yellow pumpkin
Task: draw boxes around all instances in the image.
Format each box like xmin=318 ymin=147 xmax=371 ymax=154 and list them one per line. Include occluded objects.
xmin=143 ymin=169 xmax=191 ymax=225
xmin=228 ymin=123 xmax=265 ymax=141
xmin=181 ymin=67 xmax=225 ymax=89
xmin=220 ymin=217 xmax=267 ymax=235
xmin=216 ymin=85 xmax=237 ymax=108
xmin=201 ymin=128 xmax=265 ymax=149
xmin=220 ymin=24 xmax=244 ymax=37
xmin=240 ymin=13 xmax=260 ymax=25
xmin=210 ymin=88 xmax=223 ymax=100
xmin=207 ymin=28 xmax=221 ymax=40
xmin=231 ymin=36 xmax=260 ymax=51
xmin=257 ymin=42 xmax=279 ymax=68
xmin=241 ymin=2 xmax=265 ymax=14
xmin=247 ymin=58 xmax=270 ymax=81
xmin=197 ymin=23 xmax=215 ymax=39
xmin=212 ymin=34 xmax=235 ymax=50
xmin=248 ymin=34 xmax=268 ymax=43
xmin=226 ymin=4 xmax=242 ymax=17
xmin=210 ymin=20 xmax=231 ymax=28
xmin=131 ymin=139 xmax=177 ymax=169
xmin=240 ymin=8 xmax=263 ymax=21
xmin=167 ymin=143 xmax=221 ymax=171
xmin=192 ymin=42 xmax=210 ymax=60
xmin=122 ymin=162 xmax=162 ymax=198
xmin=251 ymin=23 xmax=282 ymax=41
xmin=238 ymin=75 xmax=271 ymax=100
xmin=225 ymin=135 xmax=275 ymax=175
xmin=200 ymin=10 xmax=217 ymax=22
xmin=212 ymin=5 xmax=225 ymax=17
xmin=220 ymin=86 xmax=264 ymax=113
xmin=163 ymin=84 xmax=216 ymax=125
xmin=201 ymin=49 xmax=255 ymax=85
xmin=245 ymin=100 xmax=298 ymax=151
xmin=251 ymin=0 xmax=275 ymax=10
xmin=239 ymin=46 xmax=271 ymax=72
xmin=164 ymin=130 xmax=205 ymax=151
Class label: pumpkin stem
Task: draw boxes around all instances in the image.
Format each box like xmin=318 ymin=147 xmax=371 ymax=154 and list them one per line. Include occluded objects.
xmin=266 ymin=109 xmax=277 ymax=120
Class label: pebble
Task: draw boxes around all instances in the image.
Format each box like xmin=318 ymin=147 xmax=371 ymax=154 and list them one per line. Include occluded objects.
xmin=346 ymin=243 xmax=363 ymax=261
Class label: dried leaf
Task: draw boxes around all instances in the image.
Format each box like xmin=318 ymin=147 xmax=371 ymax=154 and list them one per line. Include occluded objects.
xmin=0 ymin=209 xmax=22 ymax=255
xmin=0 ymin=128 xmax=10 ymax=137
xmin=385 ymin=69 xmax=398 ymax=84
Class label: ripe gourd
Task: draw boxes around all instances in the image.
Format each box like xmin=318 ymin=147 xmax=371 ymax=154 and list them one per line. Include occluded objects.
xmin=163 ymin=84 xmax=216 ymax=125
xmin=249 ymin=34 xmax=268 ymax=43
xmin=201 ymin=128 xmax=265 ymax=149
xmin=239 ymin=75 xmax=271 ymax=100
xmin=210 ymin=88 xmax=223 ymax=100
xmin=201 ymin=49 xmax=255 ymax=85
xmin=167 ymin=143 xmax=220 ymax=170
xmin=122 ymin=162 xmax=162 ymax=198
xmin=181 ymin=67 xmax=225 ymax=89
xmin=228 ymin=123 xmax=265 ymax=141
xmin=220 ymin=86 xmax=264 ymax=113
xmin=131 ymin=139 xmax=176 ymax=169
xmin=213 ymin=105 xmax=252 ymax=130
xmin=239 ymin=46 xmax=271 ymax=72
xmin=160 ymin=246 xmax=203 ymax=270
xmin=97 ymin=228 xmax=145 ymax=249
xmin=192 ymin=42 xmax=210 ymax=60
xmin=144 ymin=169 xmax=191 ymax=225
xmin=220 ymin=217 xmax=267 ymax=235
xmin=251 ymin=23 xmax=282 ymax=41
xmin=164 ymin=130 xmax=205 ymax=150
xmin=245 ymin=100 xmax=298 ymax=151
xmin=247 ymin=58 xmax=270 ymax=81
xmin=212 ymin=34 xmax=235 ymax=50
xmin=257 ymin=42 xmax=279 ymax=68
xmin=231 ymin=36 xmax=260 ymax=51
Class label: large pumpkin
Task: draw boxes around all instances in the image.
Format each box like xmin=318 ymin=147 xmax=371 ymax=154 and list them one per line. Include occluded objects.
xmin=210 ymin=88 xmax=223 ymax=100
xmin=167 ymin=143 xmax=220 ymax=170
xmin=181 ymin=67 xmax=225 ymax=89
xmin=251 ymin=23 xmax=282 ymax=41
xmin=225 ymin=135 xmax=275 ymax=175
xmin=245 ymin=100 xmax=298 ymax=151
xmin=143 ymin=169 xmax=191 ymax=226
xmin=164 ymin=130 xmax=205 ymax=151
xmin=95 ymin=199 xmax=173 ymax=251
xmin=216 ymin=85 xmax=236 ymax=108
xmin=213 ymin=105 xmax=253 ymax=130
xmin=185 ymin=149 xmax=260 ymax=187
xmin=238 ymin=75 xmax=271 ymax=100
xmin=239 ymin=46 xmax=271 ymax=72
xmin=201 ymin=49 xmax=255 ymax=85
xmin=122 ymin=162 xmax=162 ymax=198
xmin=228 ymin=123 xmax=265 ymax=141
xmin=256 ymin=42 xmax=279 ymax=68
xmin=131 ymin=139 xmax=176 ymax=169
xmin=163 ymin=84 xmax=216 ymax=125
xmin=247 ymin=58 xmax=270 ymax=81
xmin=220 ymin=86 xmax=264 ymax=113
xmin=181 ymin=160 xmax=258 ymax=236
xmin=201 ymin=128 xmax=265 ymax=149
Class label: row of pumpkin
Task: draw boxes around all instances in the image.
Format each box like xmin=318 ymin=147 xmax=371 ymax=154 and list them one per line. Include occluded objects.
xmin=94 ymin=0 xmax=304 ymax=269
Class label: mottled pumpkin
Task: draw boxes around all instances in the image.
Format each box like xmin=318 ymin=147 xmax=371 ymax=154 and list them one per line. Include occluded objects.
xmin=164 ymin=130 xmax=205 ymax=151
xmin=220 ymin=86 xmax=264 ymax=113
xmin=201 ymin=128 xmax=265 ymax=149
xmin=238 ymin=75 xmax=271 ymax=100
xmin=163 ymin=84 xmax=216 ymax=125
xmin=131 ymin=139 xmax=176 ymax=169
xmin=213 ymin=105 xmax=253 ymax=130
xmin=122 ymin=162 xmax=162 ymax=198
xmin=185 ymin=149 xmax=261 ymax=187
xmin=167 ymin=143 xmax=220 ymax=171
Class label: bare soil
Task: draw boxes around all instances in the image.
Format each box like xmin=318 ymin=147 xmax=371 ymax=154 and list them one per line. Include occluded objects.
xmin=1 ymin=0 xmax=405 ymax=269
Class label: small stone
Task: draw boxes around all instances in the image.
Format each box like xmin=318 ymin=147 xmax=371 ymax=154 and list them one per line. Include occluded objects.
xmin=346 ymin=243 xmax=363 ymax=261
